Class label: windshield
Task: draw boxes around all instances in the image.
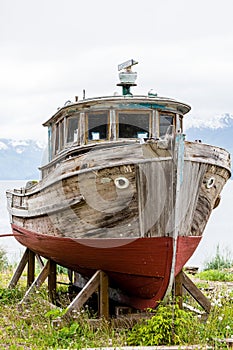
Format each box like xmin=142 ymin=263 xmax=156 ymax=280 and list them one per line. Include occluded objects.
xmin=118 ymin=112 xmax=150 ymax=138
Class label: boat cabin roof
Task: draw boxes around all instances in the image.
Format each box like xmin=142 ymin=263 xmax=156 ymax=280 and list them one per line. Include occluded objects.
xmin=43 ymin=94 xmax=191 ymax=126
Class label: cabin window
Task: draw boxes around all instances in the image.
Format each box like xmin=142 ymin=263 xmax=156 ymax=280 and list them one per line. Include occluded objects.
xmin=118 ymin=113 xmax=150 ymax=139
xmin=159 ymin=114 xmax=174 ymax=136
xmin=54 ymin=119 xmax=65 ymax=154
xmin=87 ymin=112 xmax=108 ymax=141
xmin=66 ymin=115 xmax=79 ymax=143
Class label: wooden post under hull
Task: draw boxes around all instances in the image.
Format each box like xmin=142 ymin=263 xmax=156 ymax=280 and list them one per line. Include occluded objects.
xmin=57 ymin=269 xmax=109 ymax=323
xmin=174 ymin=270 xmax=211 ymax=314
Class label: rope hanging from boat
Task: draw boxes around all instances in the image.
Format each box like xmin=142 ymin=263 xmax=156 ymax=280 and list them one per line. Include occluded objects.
xmin=0 ymin=234 xmax=21 ymax=237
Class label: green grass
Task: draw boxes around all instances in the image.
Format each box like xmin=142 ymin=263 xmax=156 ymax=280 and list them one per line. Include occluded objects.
xmin=0 ymin=269 xmax=127 ymax=349
xmin=0 ymin=270 xmax=232 ymax=349
xmin=197 ymin=269 xmax=233 ymax=282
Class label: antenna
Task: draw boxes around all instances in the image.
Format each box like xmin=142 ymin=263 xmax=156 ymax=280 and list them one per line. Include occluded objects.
xmin=118 ymin=59 xmax=138 ymax=71
xmin=117 ymin=59 xmax=138 ymax=95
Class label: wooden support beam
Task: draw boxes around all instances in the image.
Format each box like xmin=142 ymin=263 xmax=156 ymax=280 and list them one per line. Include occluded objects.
xmin=59 ymin=269 xmax=109 ymax=323
xmin=182 ymin=271 xmax=211 ymax=313
xmin=99 ymin=271 xmax=109 ymax=319
xmin=19 ymin=260 xmax=50 ymax=306
xmin=27 ymin=250 xmax=35 ymax=287
xmin=48 ymin=260 xmax=57 ymax=304
xmin=8 ymin=248 xmax=29 ymax=288
xmin=8 ymin=249 xmax=45 ymax=289
xmin=174 ymin=271 xmax=183 ymax=309
xmin=174 ymin=271 xmax=211 ymax=314
xmin=61 ymin=270 xmax=101 ymax=321
xmin=36 ymin=254 xmax=44 ymax=269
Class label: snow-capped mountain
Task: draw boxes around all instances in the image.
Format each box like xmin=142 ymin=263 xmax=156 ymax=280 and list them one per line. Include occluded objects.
xmin=0 ymin=139 xmax=45 ymax=180
xmin=185 ymin=113 xmax=233 ymax=173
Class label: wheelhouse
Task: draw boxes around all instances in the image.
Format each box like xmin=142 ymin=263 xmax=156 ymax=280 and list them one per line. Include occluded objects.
xmin=43 ymin=97 xmax=189 ymax=163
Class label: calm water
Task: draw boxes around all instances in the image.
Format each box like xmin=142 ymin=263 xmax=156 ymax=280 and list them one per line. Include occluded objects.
xmin=0 ymin=180 xmax=25 ymax=263
xmin=0 ymin=180 xmax=233 ymax=268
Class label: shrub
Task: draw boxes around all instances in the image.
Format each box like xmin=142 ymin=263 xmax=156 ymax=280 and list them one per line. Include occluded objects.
xmin=204 ymin=245 xmax=232 ymax=271
xmin=127 ymin=303 xmax=197 ymax=346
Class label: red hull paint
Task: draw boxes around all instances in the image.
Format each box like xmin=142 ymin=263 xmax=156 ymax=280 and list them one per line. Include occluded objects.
xmin=175 ymin=235 xmax=202 ymax=275
xmin=12 ymin=224 xmax=201 ymax=310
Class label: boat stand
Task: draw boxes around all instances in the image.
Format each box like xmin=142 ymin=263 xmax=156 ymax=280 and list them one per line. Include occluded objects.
xmin=8 ymin=248 xmax=57 ymax=306
xmin=57 ymin=269 xmax=109 ymax=323
xmin=8 ymin=248 xmax=109 ymax=321
xmin=175 ymin=270 xmax=211 ymax=314
xmin=8 ymin=248 xmax=211 ymax=324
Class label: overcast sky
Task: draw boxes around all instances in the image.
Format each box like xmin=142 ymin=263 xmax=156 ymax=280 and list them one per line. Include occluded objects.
xmin=1 ymin=0 xmax=233 ymax=141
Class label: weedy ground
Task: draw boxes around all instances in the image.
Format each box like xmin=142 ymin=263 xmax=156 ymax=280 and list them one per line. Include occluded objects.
xmin=0 ymin=267 xmax=128 ymax=349
xmin=0 ymin=246 xmax=232 ymax=349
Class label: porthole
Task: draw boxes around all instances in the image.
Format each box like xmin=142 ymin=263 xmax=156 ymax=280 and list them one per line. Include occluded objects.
xmin=206 ymin=177 xmax=215 ymax=189
xmin=114 ymin=177 xmax=129 ymax=189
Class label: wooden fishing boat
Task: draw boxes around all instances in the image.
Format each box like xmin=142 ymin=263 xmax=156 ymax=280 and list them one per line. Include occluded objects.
xmin=6 ymin=60 xmax=231 ymax=310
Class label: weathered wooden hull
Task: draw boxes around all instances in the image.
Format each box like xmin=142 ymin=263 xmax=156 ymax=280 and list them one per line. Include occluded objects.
xmin=8 ymin=142 xmax=230 ymax=238
xmin=11 ymin=223 xmax=201 ymax=309
xmin=7 ymin=140 xmax=231 ymax=309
